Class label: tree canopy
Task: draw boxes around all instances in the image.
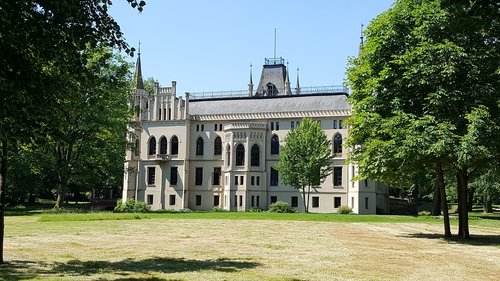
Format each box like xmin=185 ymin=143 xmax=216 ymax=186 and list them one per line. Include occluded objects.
xmin=276 ymin=118 xmax=333 ymax=212
xmin=346 ymin=0 xmax=500 ymax=238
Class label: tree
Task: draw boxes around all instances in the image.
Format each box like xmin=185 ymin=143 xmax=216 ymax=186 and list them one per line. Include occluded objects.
xmin=276 ymin=118 xmax=333 ymax=213
xmin=346 ymin=0 xmax=499 ymax=238
xmin=0 ymin=0 xmax=145 ymax=264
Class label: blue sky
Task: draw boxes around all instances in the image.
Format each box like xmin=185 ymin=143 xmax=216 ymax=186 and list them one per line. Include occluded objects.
xmin=110 ymin=0 xmax=394 ymax=95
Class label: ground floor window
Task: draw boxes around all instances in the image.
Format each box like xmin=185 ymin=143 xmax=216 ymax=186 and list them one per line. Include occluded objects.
xmin=169 ymin=195 xmax=176 ymax=206
xmin=270 ymin=196 xmax=277 ymax=204
xmin=195 ymin=195 xmax=202 ymax=206
xmin=312 ymin=196 xmax=319 ymax=208
xmin=334 ymin=197 xmax=341 ymax=208
xmin=147 ymin=194 xmax=154 ymax=205
xmin=214 ymin=195 xmax=220 ymax=206
xmin=365 ymin=197 xmax=369 ymax=209
xmin=291 ymin=196 xmax=298 ymax=208
xmin=256 ymin=196 xmax=260 ymax=207
xmin=239 ymin=195 xmax=243 ymax=206
xmin=147 ymin=167 xmax=156 ymax=185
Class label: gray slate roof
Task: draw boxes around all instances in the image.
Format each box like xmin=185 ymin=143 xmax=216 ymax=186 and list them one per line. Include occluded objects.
xmin=189 ymin=94 xmax=351 ymax=116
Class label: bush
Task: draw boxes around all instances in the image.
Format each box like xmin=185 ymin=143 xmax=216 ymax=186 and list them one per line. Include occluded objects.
xmin=114 ymin=199 xmax=150 ymax=213
xmin=449 ymin=205 xmax=459 ymax=214
xmin=247 ymin=208 xmax=263 ymax=212
xmin=268 ymin=201 xmax=296 ymax=213
xmin=418 ymin=210 xmax=431 ymax=216
xmin=211 ymin=206 xmax=227 ymax=212
xmin=179 ymin=208 xmax=192 ymax=213
xmin=337 ymin=205 xmax=353 ymax=214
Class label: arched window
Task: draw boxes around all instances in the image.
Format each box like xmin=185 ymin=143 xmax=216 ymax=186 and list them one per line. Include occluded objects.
xmin=226 ymin=144 xmax=231 ymax=166
xmin=251 ymin=144 xmax=260 ymax=166
xmin=196 ymin=137 xmax=204 ymax=155
xmin=271 ymin=135 xmax=279 ymax=155
xmin=171 ymin=136 xmax=179 ymax=155
xmin=159 ymin=136 xmax=167 ymax=154
xmin=333 ymin=133 xmax=342 ymax=154
xmin=134 ymin=139 xmax=140 ymax=156
xmin=214 ymin=136 xmax=222 ymax=155
xmin=148 ymin=137 xmax=156 ymax=155
xmin=235 ymin=144 xmax=245 ymax=166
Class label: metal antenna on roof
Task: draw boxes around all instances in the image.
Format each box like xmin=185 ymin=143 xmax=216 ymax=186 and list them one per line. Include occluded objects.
xmin=274 ymin=28 xmax=277 ymax=62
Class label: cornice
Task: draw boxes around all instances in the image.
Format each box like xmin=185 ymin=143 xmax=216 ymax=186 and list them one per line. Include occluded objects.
xmin=191 ymin=109 xmax=352 ymax=121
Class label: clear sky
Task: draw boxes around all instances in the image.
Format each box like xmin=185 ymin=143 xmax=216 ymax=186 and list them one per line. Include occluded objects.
xmin=110 ymin=0 xmax=394 ymax=95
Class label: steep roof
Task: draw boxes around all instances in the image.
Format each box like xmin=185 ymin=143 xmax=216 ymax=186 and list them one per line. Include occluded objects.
xmin=189 ymin=93 xmax=351 ymax=116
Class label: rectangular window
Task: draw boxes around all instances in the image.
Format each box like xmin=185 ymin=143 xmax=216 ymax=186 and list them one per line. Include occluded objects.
xmin=219 ymin=124 xmax=223 ymax=131
xmin=147 ymin=167 xmax=155 ymax=185
xmin=333 ymin=120 xmax=338 ymax=129
xmin=339 ymin=119 xmax=343 ymax=129
xmin=334 ymin=197 xmax=341 ymax=208
xmin=239 ymin=195 xmax=243 ymax=207
xmin=251 ymin=176 xmax=255 ymax=185
xmin=291 ymin=196 xmax=298 ymax=208
xmin=214 ymin=124 xmax=217 ymax=131
xmin=201 ymin=124 xmax=204 ymax=131
xmin=196 ymin=124 xmax=199 ymax=131
xmin=365 ymin=197 xmax=369 ymax=209
xmin=170 ymin=167 xmax=178 ymax=185
xmin=196 ymin=195 xmax=202 ymax=206
xmin=271 ymin=122 xmax=274 ymax=131
xmin=234 ymin=176 xmax=238 ymax=186
xmin=214 ymin=195 xmax=220 ymax=206
xmin=352 ymin=197 xmax=355 ymax=209
xmin=312 ymin=196 xmax=319 ymax=208
xmin=271 ymin=196 xmax=277 ymax=204
xmin=291 ymin=121 xmax=295 ymax=129
xmin=213 ymin=167 xmax=221 ymax=185
xmin=365 ymin=179 xmax=369 ymax=188
xmin=334 ymin=167 xmax=342 ymax=186
xmin=256 ymin=195 xmax=260 ymax=207
xmin=169 ymin=195 xmax=176 ymax=206
xmin=234 ymin=195 xmax=237 ymax=207
xmin=270 ymin=168 xmax=279 ymax=186
xmin=251 ymin=195 xmax=255 ymax=207
xmin=256 ymin=176 xmax=260 ymax=186
xmin=168 ymin=108 xmax=172 ymax=120
xmin=296 ymin=120 xmax=300 ymax=127
xmin=195 ymin=167 xmax=203 ymax=185
xmin=276 ymin=122 xmax=279 ymax=130
xmin=240 ymin=176 xmax=244 ymax=185
xmin=147 ymin=194 xmax=154 ymax=205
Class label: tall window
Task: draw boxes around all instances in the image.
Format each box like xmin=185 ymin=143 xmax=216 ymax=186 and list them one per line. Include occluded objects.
xmin=334 ymin=167 xmax=342 ymax=186
xmin=134 ymin=139 xmax=139 ymax=156
xmin=213 ymin=167 xmax=221 ymax=185
xmin=147 ymin=167 xmax=155 ymax=185
xmin=214 ymin=136 xmax=222 ymax=155
xmin=148 ymin=137 xmax=156 ymax=155
xmin=195 ymin=167 xmax=203 ymax=185
xmin=159 ymin=136 xmax=167 ymax=154
xmin=235 ymin=144 xmax=245 ymax=166
xmin=333 ymin=133 xmax=343 ymax=154
xmin=291 ymin=196 xmax=298 ymax=208
xmin=251 ymin=144 xmax=260 ymax=166
xmin=226 ymin=144 xmax=231 ymax=166
xmin=271 ymin=135 xmax=279 ymax=155
xmin=312 ymin=197 xmax=320 ymax=208
xmin=170 ymin=167 xmax=178 ymax=185
xmin=171 ymin=136 xmax=179 ymax=155
xmin=270 ymin=167 xmax=279 ymax=186
xmin=196 ymin=137 xmax=204 ymax=155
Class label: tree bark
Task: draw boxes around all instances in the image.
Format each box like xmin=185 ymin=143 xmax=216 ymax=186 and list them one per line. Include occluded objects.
xmin=436 ymin=161 xmax=451 ymax=237
xmin=0 ymin=139 xmax=8 ymax=263
xmin=432 ymin=179 xmax=441 ymax=216
xmin=456 ymin=171 xmax=470 ymax=238
xmin=302 ymin=187 xmax=308 ymax=213
xmin=467 ymin=186 xmax=475 ymax=212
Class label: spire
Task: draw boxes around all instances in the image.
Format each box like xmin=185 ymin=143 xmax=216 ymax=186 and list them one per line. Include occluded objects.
xmin=248 ymin=64 xmax=254 ymax=97
xmin=285 ymin=61 xmax=291 ymax=95
xmin=134 ymin=42 xmax=144 ymax=90
xmin=359 ymin=23 xmax=364 ymax=55
xmin=249 ymin=63 xmax=253 ymax=85
xmin=285 ymin=61 xmax=290 ymax=83
xmin=295 ymin=67 xmax=301 ymax=95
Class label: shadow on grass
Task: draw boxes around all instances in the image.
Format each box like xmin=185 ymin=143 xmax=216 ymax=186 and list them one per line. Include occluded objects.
xmin=0 ymin=257 xmax=260 ymax=280
xmin=401 ymin=233 xmax=500 ymax=247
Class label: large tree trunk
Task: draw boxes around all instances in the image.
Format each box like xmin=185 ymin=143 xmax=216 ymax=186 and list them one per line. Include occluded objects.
xmin=456 ymin=171 xmax=470 ymax=238
xmin=436 ymin=161 xmax=451 ymax=237
xmin=432 ymin=179 xmax=441 ymax=216
xmin=0 ymin=139 xmax=8 ymax=263
xmin=467 ymin=186 xmax=475 ymax=212
xmin=302 ymin=187 xmax=308 ymax=213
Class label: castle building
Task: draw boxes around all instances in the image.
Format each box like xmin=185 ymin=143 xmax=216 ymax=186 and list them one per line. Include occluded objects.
xmin=122 ymin=53 xmax=388 ymax=214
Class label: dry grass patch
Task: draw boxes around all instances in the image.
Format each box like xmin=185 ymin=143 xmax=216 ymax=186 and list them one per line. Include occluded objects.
xmin=1 ymin=216 xmax=499 ymax=280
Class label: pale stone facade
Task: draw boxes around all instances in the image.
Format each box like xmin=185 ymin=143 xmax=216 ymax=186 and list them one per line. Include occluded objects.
xmin=122 ymin=55 xmax=388 ymax=214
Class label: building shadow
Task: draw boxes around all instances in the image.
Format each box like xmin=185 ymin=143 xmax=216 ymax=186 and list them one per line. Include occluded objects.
xmin=400 ymin=233 xmax=500 ymax=247
xmin=0 ymin=257 xmax=261 ymax=281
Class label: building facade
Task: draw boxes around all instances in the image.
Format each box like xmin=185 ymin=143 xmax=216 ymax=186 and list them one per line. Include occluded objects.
xmin=122 ymin=55 xmax=388 ymax=214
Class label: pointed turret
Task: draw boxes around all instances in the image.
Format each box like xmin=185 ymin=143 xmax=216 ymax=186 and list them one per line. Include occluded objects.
xmin=295 ymin=67 xmax=300 ymax=95
xmin=285 ymin=61 xmax=291 ymax=95
xmin=248 ymin=64 xmax=254 ymax=97
xmin=134 ymin=43 xmax=144 ymax=90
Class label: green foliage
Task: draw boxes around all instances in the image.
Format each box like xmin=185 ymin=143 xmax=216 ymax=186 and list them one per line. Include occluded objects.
xmin=276 ymin=118 xmax=333 ymax=212
xmin=268 ymin=201 xmax=296 ymax=213
xmin=337 ymin=206 xmax=353 ymax=215
xmin=247 ymin=208 xmax=263 ymax=213
xmin=211 ymin=207 xmax=227 ymax=212
xmin=114 ymin=199 xmax=150 ymax=213
xmin=418 ymin=211 xmax=431 ymax=216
